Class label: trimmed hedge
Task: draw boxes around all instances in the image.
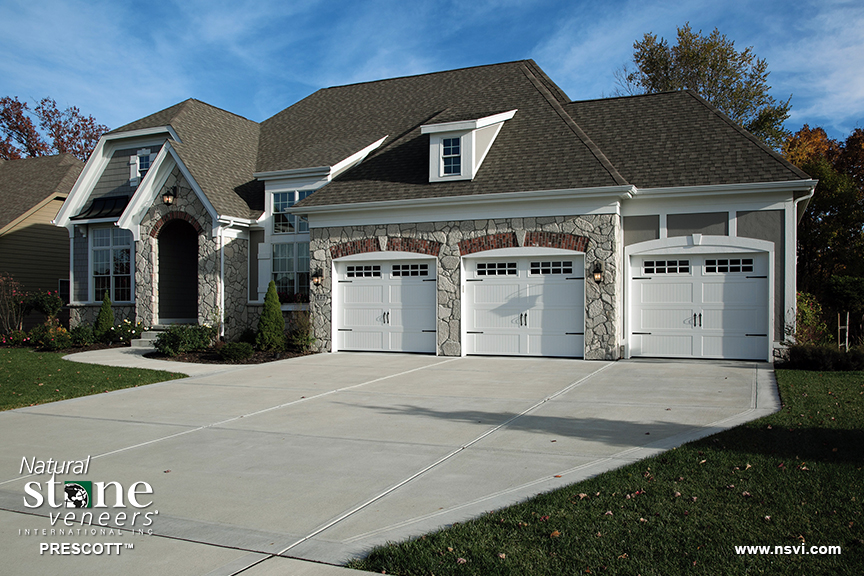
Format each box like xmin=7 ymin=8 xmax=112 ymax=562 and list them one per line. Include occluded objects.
xmin=154 ymin=325 xmax=215 ymax=357
xmin=218 ymin=341 xmax=255 ymax=362
xmin=778 ymin=344 xmax=864 ymax=371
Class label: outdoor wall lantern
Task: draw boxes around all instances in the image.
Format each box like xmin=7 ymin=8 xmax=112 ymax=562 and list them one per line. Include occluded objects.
xmin=592 ymin=261 xmax=604 ymax=283
xmin=162 ymin=186 xmax=177 ymax=206
xmin=311 ymin=269 xmax=324 ymax=287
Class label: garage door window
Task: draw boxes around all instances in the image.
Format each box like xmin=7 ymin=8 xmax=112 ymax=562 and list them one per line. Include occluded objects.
xmin=704 ymin=258 xmax=753 ymax=273
xmin=643 ymin=260 xmax=690 ymax=274
xmin=392 ymin=263 xmax=429 ymax=277
xmin=477 ymin=262 xmax=517 ymax=276
xmin=530 ymin=261 xmax=573 ymax=275
xmin=346 ymin=264 xmax=381 ymax=278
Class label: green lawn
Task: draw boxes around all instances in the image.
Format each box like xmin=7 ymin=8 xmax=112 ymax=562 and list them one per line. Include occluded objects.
xmin=0 ymin=348 xmax=186 ymax=411
xmin=348 ymin=370 xmax=864 ymax=575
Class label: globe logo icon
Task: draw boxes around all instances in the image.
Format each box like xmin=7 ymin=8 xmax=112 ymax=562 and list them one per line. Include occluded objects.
xmin=64 ymin=483 xmax=90 ymax=508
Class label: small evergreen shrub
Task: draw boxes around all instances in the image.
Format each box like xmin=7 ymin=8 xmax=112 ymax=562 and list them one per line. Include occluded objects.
xmin=70 ymin=324 xmax=95 ymax=347
xmin=218 ymin=341 xmax=255 ymax=362
xmin=94 ymin=292 xmax=115 ymax=343
xmin=237 ymin=328 xmax=256 ymax=344
xmin=779 ymin=344 xmax=864 ymax=371
xmin=154 ymin=325 xmax=215 ymax=357
xmin=287 ymin=310 xmax=315 ymax=352
xmin=256 ymin=281 xmax=286 ymax=352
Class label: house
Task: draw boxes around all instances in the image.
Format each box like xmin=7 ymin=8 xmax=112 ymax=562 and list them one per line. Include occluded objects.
xmin=54 ymin=60 xmax=815 ymax=361
xmin=1 ymin=154 xmax=83 ymax=326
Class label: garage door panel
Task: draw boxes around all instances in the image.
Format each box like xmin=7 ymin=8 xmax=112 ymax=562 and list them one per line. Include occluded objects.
xmin=343 ymin=284 xmax=384 ymax=303
xmin=472 ymin=283 xmax=521 ymax=304
xmin=526 ymin=334 xmax=583 ymax=357
xmin=390 ymin=306 xmax=435 ymax=330
xmin=630 ymin=253 xmax=769 ymax=360
xmin=390 ymin=282 xmax=436 ymax=305
xmin=464 ymin=256 xmax=585 ymax=358
xmin=702 ymin=335 xmax=767 ymax=360
xmin=640 ymin=282 xmax=694 ymax=304
xmin=390 ymin=331 xmax=436 ymax=354
xmin=342 ymin=307 xmax=385 ymax=327
xmin=638 ymin=308 xmax=695 ymax=330
xmin=701 ymin=281 xmax=767 ymax=305
xmin=636 ymin=335 xmax=694 ymax=356
xmin=341 ymin=330 xmax=384 ymax=351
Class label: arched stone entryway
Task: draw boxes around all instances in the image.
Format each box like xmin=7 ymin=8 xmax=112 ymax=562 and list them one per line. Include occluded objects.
xmin=158 ymin=219 xmax=198 ymax=323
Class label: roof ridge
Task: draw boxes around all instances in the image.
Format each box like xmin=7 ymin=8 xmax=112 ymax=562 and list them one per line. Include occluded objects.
xmin=319 ymin=60 xmax=530 ymax=92
xmin=683 ymin=91 xmax=810 ymax=180
xmin=520 ymin=63 xmax=628 ymax=186
xmin=178 ymin=98 xmax=258 ymax=126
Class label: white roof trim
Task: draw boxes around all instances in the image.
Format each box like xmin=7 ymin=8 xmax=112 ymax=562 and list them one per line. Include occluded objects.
xmin=254 ymin=166 xmax=332 ymax=180
xmin=253 ymin=135 xmax=388 ymax=182
xmin=103 ymin=125 xmax=181 ymax=144
xmin=421 ymin=110 xmax=517 ymax=134
xmin=297 ymin=185 xmax=635 ymax=215
xmin=633 ymin=180 xmax=817 ymax=199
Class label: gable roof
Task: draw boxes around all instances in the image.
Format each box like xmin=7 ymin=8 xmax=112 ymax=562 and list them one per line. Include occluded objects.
xmin=565 ymin=91 xmax=809 ymax=188
xmin=291 ymin=60 xmax=624 ymax=208
xmin=113 ymin=99 xmax=264 ymax=219
xmin=0 ymin=154 xmax=83 ymax=232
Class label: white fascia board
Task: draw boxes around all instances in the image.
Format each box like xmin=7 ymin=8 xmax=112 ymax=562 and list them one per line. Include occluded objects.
xmin=53 ymin=127 xmax=176 ymax=229
xmin=330 ymin=135 xmax=388 ymax=180
xmin=421 ymin=110 xmax=517 ymax=134
xmin=303 ymin=186 xmax=634 ymax=228
xmin=633 ymin=180 xmax=817 ymax=200
xmin=253 ymin=166 xmax=332 ymax=181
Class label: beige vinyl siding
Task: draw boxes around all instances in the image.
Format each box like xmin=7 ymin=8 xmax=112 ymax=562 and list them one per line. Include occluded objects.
xmin=0 ymin=198 xmax=69 ymax=293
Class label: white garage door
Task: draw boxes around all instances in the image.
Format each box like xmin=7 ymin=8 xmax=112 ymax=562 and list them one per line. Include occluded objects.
xmin=630 ymin=254 xmax=769 ymax=360
xmin=464 ymin=257 xmax=585 ymax=357
xmin=335 ymin=260 xmax=436 ymax=353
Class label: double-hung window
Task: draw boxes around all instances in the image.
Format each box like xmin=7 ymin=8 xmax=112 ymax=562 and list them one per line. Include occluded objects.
xmin=92 ymin=228 xmax=133 ymax=302
xmin=272 ymin=190 xmax=312 ymax=303
xmin=442 ymin=137 xmax=461 ymax=175
xmin=272 ymin=242 xmax=309 ymax=303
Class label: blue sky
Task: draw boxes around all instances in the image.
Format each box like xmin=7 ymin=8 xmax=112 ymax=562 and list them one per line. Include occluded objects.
xmin=1 ymin=0 xmax=862 ymax=140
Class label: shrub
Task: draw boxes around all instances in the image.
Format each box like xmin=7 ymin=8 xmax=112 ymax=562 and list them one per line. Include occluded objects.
xmin=29 ymin=322 xmax=72 ymax=351
xmin=237 ymin=328 xmax=256 ymax=344
xmin=218 ymin=341 xmax=255 ymax=362
xmin=94 ymin=292 xmax=115 ymax=343
xmin=0 ymin=274 xmax=29 ymax=334
xmin=256 ymin=281 xmax=286 ymax=352
xmin=779 ymin=344 xmax=864 ymax=371
xmin=154 ymin=325 xmax=215 ymax=357
xmin=70 ymin=324 xmax=95 ymax=347
xmin=287 ymin=310 xmax=315 ymax=352
xmin=114 ymin=319 xmax=146 ymax=343
xmin=794 ymin=292 xmax=829 ymax=345
xmin=0 ymin=330 xmax=29 ymax=347
xmin=28 ymin=290 xmax=63 ymax=320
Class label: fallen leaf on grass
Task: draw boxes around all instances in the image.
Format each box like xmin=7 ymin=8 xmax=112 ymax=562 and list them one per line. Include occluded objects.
xmin=550 ymin=530 xmax=561 ymax=538
xmin=497 ymin=553 xmax=506 ymax=559
xmin=456 ymin=557 xmax=467 ymax=564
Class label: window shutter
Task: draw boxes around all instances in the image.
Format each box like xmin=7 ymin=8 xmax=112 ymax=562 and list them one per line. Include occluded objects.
xmin=129 ymin=155 xmax=139 ymax=187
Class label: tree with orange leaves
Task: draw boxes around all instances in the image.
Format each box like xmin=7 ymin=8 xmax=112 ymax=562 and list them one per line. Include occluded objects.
xmin=0 ymin=96 xmax=107 ymax=162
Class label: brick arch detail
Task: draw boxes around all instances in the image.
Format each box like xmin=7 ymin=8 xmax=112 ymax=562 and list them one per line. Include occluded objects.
xmin=329 ymin=238 xmax=379 ymax=259
xmin=524 ymin=231 xmax=589 ymax=252
xmin=386 ymin=237 xmax=441 ymax=256
xmin=458 ymin=233 xmax=518 ymax=256
xmin=150 ymin=211 xmax=204 ymax=238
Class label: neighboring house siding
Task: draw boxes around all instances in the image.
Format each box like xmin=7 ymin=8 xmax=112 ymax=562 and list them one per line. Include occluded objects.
xmin=623 ymin=215 xmax=660 ymax=246
xmin=90 ymin=145 xmax=163 ymax=201
xmin=0 ymin=198 xmax=68 ymax=293
xmin=737 ymin=210 xmax=785 ymax=340
xmin=667 ymin=212 xmax=729 ymax=237
xmin=73 ymin=232 xmax=89 ymax=302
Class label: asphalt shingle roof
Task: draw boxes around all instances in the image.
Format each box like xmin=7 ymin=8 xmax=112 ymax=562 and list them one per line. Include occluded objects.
xmin=0 ymin=154 xmax=83 ymax=231
xmin=113 ymin=100 xmax=263 ymax=219
xmin=565 ymin=91 xmax=809 ymax=188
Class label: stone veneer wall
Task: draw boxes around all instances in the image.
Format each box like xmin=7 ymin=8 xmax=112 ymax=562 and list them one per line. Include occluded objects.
xmin=309 ymin=214 xmax=621 ymax=360
xmin=69 ymin=304 xmax=135 ymax=327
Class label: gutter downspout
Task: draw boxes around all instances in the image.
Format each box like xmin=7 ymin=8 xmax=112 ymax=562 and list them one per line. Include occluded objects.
xmin=219 ymin=226 xmax=225 ymax=339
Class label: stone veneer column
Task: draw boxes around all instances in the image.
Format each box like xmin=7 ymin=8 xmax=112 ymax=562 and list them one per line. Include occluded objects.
xmin=310 ymin=214 xmax=621 ymax=359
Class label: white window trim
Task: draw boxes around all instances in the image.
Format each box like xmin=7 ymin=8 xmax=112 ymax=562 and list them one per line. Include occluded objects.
xmin=88 ymin=226 xmax=135 ymax=304
xmin=422 ymin=110 xmax=516 ymax=183
xmin=128 ymin=148 xmax=152 ymax=188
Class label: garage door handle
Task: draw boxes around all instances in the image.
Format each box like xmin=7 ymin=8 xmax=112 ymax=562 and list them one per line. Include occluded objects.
xmin=693 ymin=313 xmax=697 ymax=326
xmin=698 ymin=313 xmax=702 ymax=327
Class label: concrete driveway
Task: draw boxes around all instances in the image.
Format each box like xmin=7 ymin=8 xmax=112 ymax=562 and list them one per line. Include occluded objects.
xmin=0 ymin=353 xmax=779 ymax=575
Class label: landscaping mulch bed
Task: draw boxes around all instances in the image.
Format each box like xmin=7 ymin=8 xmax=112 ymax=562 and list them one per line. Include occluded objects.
xmin=143 ymin=348 xmax=310 ymax=365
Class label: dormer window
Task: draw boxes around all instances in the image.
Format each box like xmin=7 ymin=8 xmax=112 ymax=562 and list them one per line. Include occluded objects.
xmin=129 ymin=149 xmax=152 ymax=187
xmin=442 ymin=137 xmax=461 ymax=175
xmin=421 ymin=109 xmax=516 ymax=183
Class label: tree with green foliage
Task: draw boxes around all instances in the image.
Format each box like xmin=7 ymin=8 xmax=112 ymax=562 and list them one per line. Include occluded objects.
xmin=256 ymin=281 xmax=286 ymax=352
xmin=615 ymin=23 xmax=791 ymax=149
xmin=93 ymin=291 xmax=115 ymax=343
